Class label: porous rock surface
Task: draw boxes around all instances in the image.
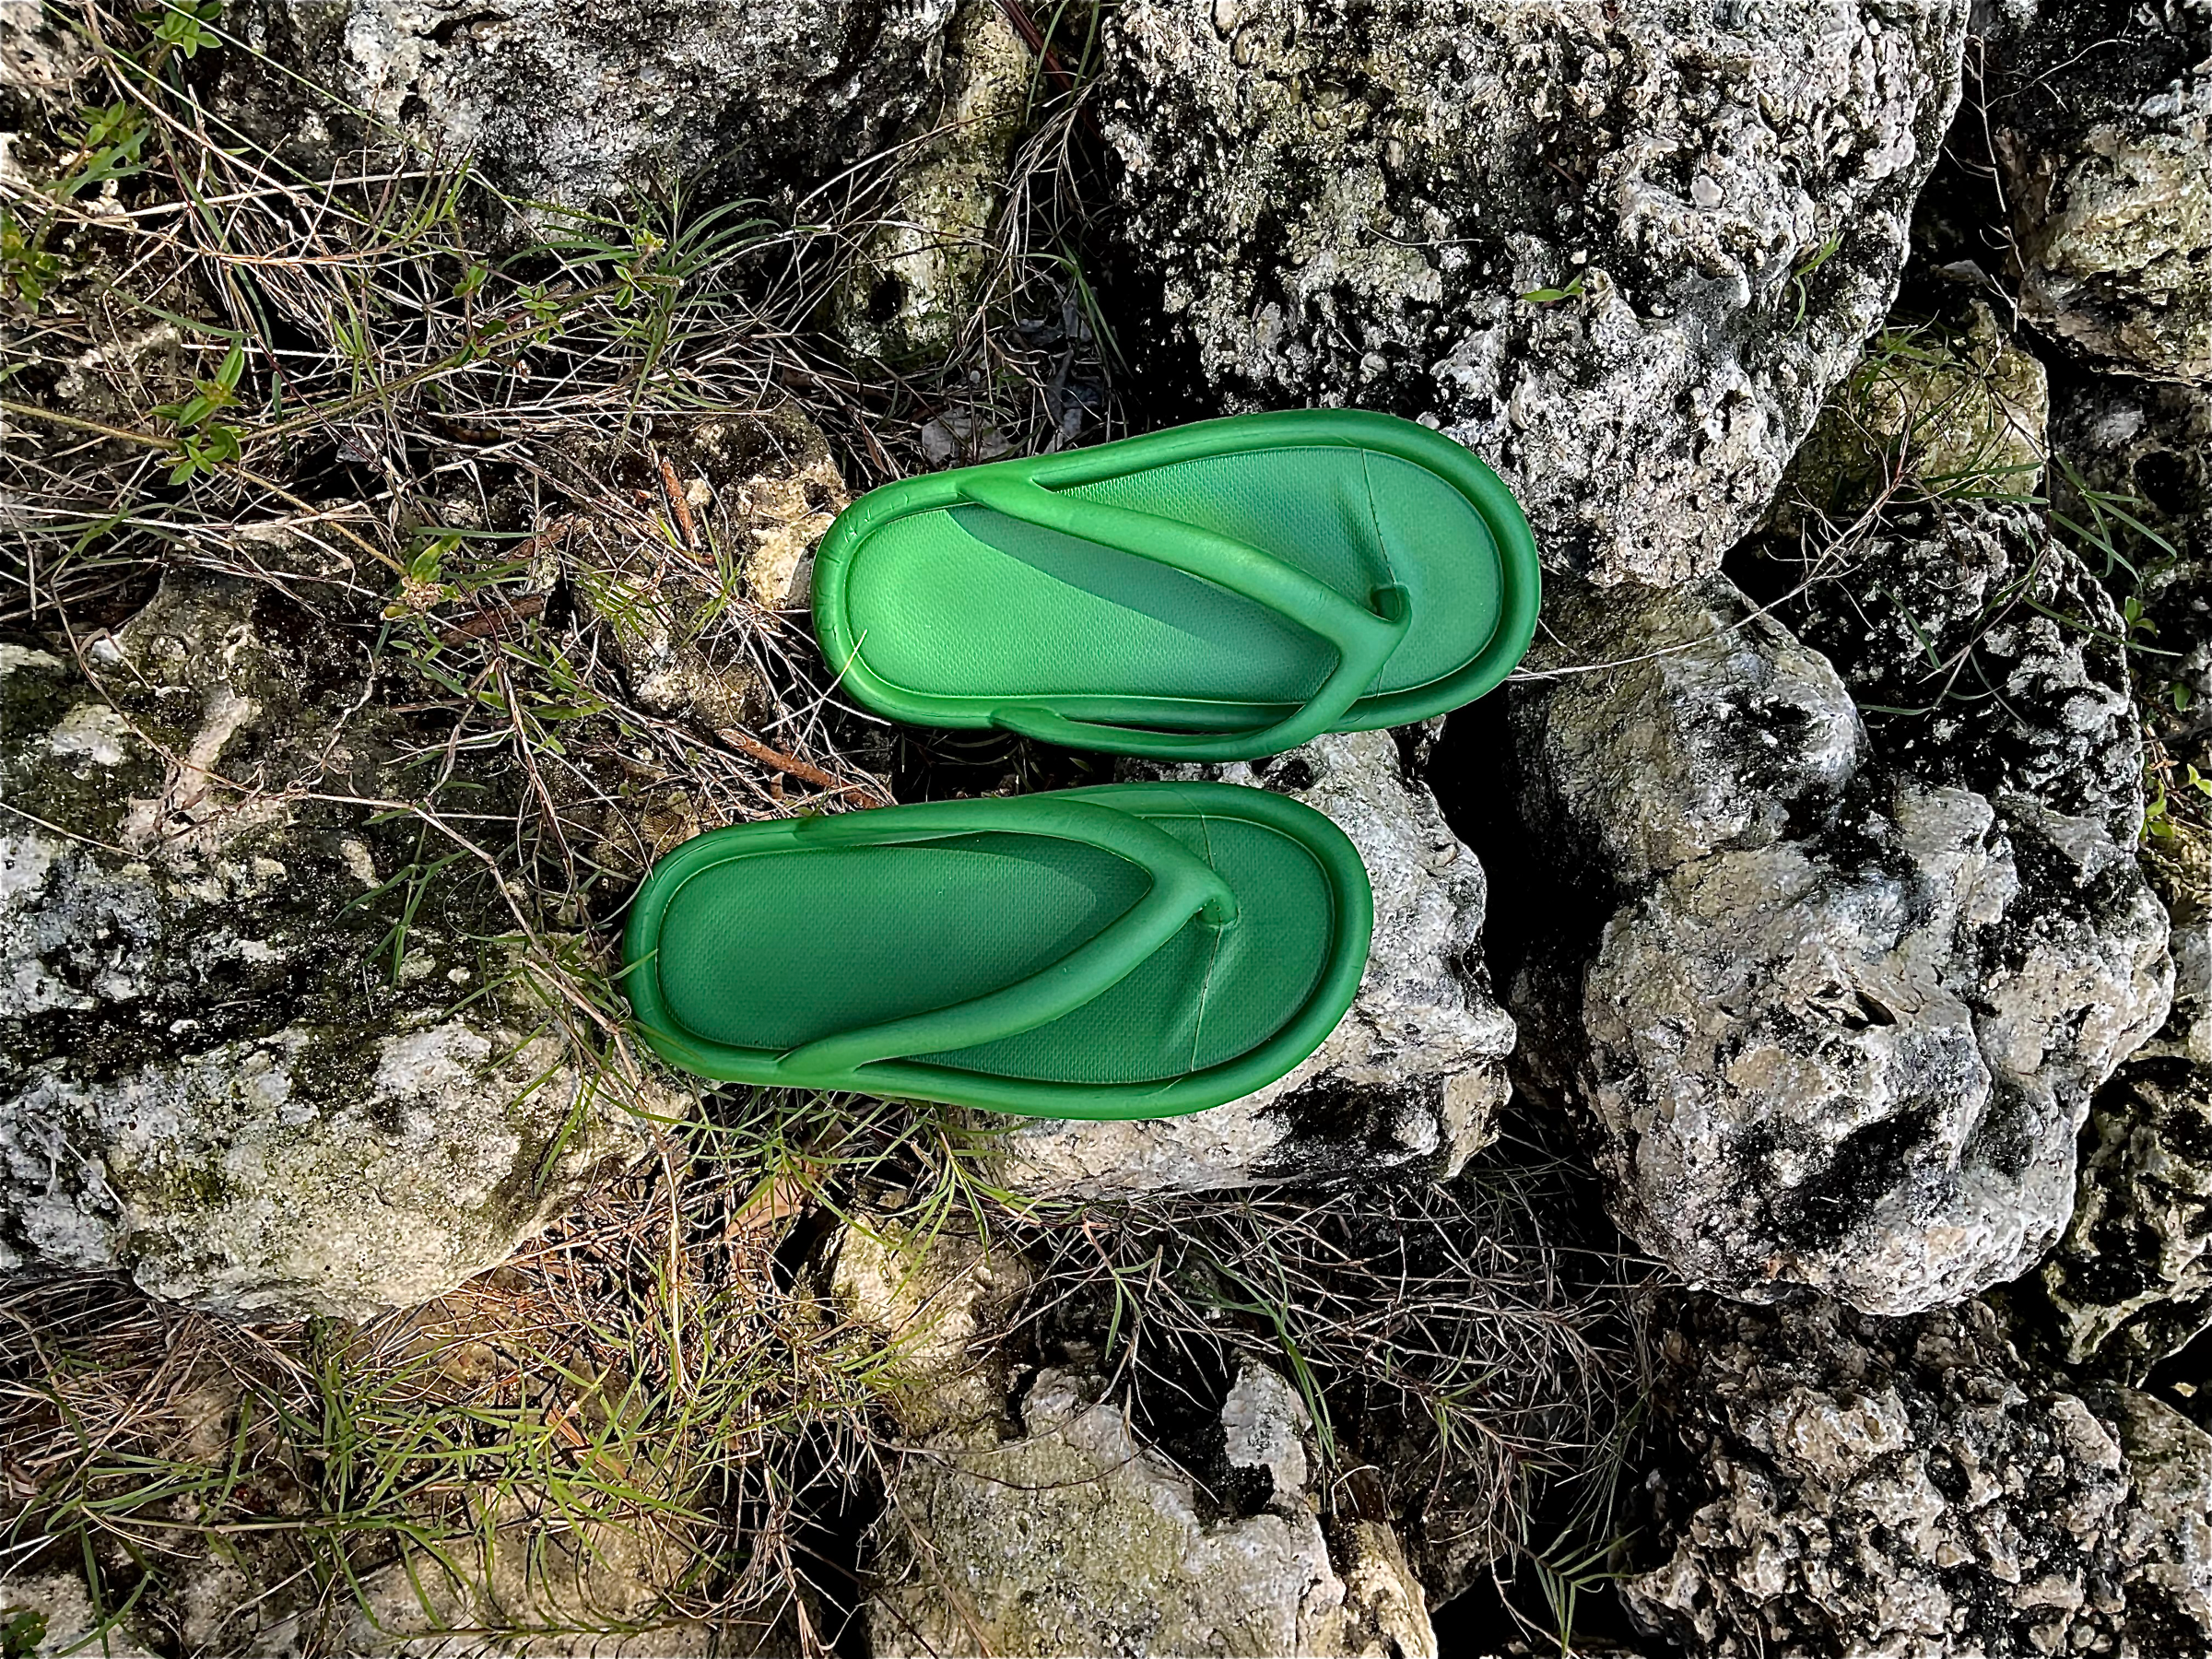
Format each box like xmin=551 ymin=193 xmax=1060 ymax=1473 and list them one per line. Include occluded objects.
xmin=998 ymin=730 xmax=1515 ymax=1201
xmin=838 ymin=1219 xmax=1435 ymax=1658
xmin=2053 ymin=373 xmax=2212 ymax=695
xmin=1990 ymin=0 xmax=2212 ymax=384
xmin=0 ymin=574 xmax=656 ymax=1321
xmin=831 ymin=0 xmax=1032 ymax=361
xmin=2018 ymin=365 xmax=2212 ymax=1382
xmin=868 ymin=1363 xmax=1436 ymax=1659
xmin=221 ymin=0 xmax=963 ymax=210
xmin=1627 ymin=1294 xmax=2212 ymax=1658
xmin=2034 ymin=1049 xmax=2212 ymax=1382
xmin=1500 ymin=574 xmax=2169 ymax=1313
xmin=1101 ymin=0 xmax=1969 ymax=584
xmin=1774 ymin=500 xmax=2144 ymax=841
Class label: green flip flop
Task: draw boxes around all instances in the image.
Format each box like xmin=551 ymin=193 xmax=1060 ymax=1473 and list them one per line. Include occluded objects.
xmin=621 ymin=782 xmax=1371 ymax=1119
xmin=813 ymin=408 xmax=1538 ymax=761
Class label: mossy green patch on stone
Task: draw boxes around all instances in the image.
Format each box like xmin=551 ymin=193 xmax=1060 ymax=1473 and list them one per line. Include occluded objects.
xmin=830 ymin=0 xmax=1034 ymax=363
xmin=1779 ymin=301 xmax=2049 ymax=525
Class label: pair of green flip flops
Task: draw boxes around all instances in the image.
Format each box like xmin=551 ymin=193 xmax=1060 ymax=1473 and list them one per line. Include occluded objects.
xmin=622 ymin=410 xmax=1538 ymax=1120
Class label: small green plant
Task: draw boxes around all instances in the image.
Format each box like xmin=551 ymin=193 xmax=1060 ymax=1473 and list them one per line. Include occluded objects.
xmin=52 ymin=101 xmax=151 ymax=200
xmin=0 ymin=1610 xmax=50 ymax=1659
xmin=382 ymin=534 xmax=464 ymax=618
xmin=150 ymin=341 xmax=247 ymax=483
xmin=1522 ymin=273 xmax=1588 ymax=306
xmin=2143 ymin=755 xmax=2212 ymax=844
xmin=140 ymin=0 xmax=225 ymax=58
xmin=0 ymin=208 xmax=64 ymax=307
xmin=2052 ymin=452 xmax=2180 ymax=583
xmin=1789 ymin=231 xmax=1842 ymax=325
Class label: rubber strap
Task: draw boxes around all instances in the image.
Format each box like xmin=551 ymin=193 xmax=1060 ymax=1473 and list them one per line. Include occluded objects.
xmin=771 ymin=797 xmax=1236 ymax=1083
xmin=954 ymin=470 xmax=1412 ymax=757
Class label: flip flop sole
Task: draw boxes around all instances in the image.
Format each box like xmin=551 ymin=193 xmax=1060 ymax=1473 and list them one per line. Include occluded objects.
xmin=814 ymin=409 xmax=1539 ymax=759
xmin=621 ymin=783 xmax=1372 ymax=1119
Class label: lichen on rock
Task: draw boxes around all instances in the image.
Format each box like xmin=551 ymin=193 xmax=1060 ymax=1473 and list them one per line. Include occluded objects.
xmin=1491 ymin=574 xmax=2169 ymax=1314
xmin=1627 ymin=1293 xmax=2212 ymax=1658
xmin=831 ymin=0 xmax=1033 ymax=361
xmin=1102 ymin=0 xmax=1970 ymax=584
xmin=219 ymin=0 xmax=965 ymax=212
xmin=0 ymin=572 xmax=663 ymax=1321
xmin=868 ymin=1363 xmax=1436 ymax=1659
xmin=1990 ymin=0 xmax=2212 ymax=385
xmin=1777 ymin=300 xmax=2049 ymax=522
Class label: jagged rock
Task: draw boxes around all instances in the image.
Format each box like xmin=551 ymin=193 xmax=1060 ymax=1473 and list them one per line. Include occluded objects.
xmin=317 ymin=1500 xmax=720 ymax=1657
xmin=997 ymin=731 xmax=1514 ymax=1200
xmin=1626 ymin=1295 xmax=2212 ymax=1659
xmin=867 ymin=1363 xmax=1436 ymax=1659
xmin=1497 ymin=575 xmax=2169 ymax=1313
xmin=831 ymin=0 xmax=1032 ymax=360
xmin=0 ymin=0 xmax=92 ymax=150
xmin=832 ymin=1220 xmax=1035 ymax=1441
xmin=1101 ymin=0 xmax=1969 ymax=584
xmin=2103 ymin=1385 xmax=2212 ymax=1651
xmin=1990 ymin=0 xmax=2212 ymax=385
xmin=2033 ymin=1059 xmax=2212 ymax=1380
xmin=2 ymin=1573 xmax=159 ymax=1659
xmin=2018 ymin=370 xmax=2212 ymax=1382
xmin=1776 ymin=300 xmax=2049 ymax=523
xmin=0 ymin=574 xmax=661 ymax=1320
xmin=1770 ymin=499 xmax=2143 ymax=841
xmin=218 ymin=0 xmax=962 ymax=211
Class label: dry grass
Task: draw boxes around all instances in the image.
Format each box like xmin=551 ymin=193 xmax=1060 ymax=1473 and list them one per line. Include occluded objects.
xmin=1 ymin=4 xmax=1665 ymax=1653
xmin=997 ymin=1119 xmax=1662 ymax=1646
xmin=0 ymin=1160 xmax=890 ymax=1652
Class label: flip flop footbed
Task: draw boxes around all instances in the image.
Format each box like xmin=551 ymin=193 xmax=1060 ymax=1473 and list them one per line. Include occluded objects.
xmin=624 ymin=783 xmax=1371 ymax=1117
xmin=814 ymin=410 xmax=1538 ymax=753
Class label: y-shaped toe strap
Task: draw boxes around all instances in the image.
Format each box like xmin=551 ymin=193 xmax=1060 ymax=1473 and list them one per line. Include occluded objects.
xmin=955 ymin=470 xmax=1410 ymax=759
xmin=771 ymin=797 xmax=1236 ymax=1084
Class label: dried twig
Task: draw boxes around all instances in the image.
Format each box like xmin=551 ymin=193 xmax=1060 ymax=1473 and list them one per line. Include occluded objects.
xmin=439 ymin=592 xmax=547 ymax=645
xmin=656 ymin=453 xmax=700 ymax=549
xmin=720 ymin=726 xmax=891 ymax=806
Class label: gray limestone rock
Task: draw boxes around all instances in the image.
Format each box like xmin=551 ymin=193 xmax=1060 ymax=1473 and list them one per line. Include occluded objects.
xmin=997 ymin=730 xmax=1514 ymax=1201
xmin=1626 ymin=1294 xmax=2212 ymax=1659
xmin=1512 ymin=578 xmax=1865 ymax=892
xmin=1503 ymin=575 xmax=2170 ymax=1313
xmin=2022 ymin=366 xmax=2212 ymax=1382
xmin=218 ymin=0 xmax=963 ymax=211
xmin=867 ymin=1363 xmax=1436 ymax=1659
xmin=2034 ymin=1058 xmax=2212 ymax=1381
xmin=2103 ymin=1385 xmax=2212 ymax=1653
xmin=1774 ymin=500 xmax=2144 ymax=841
xmin=1775 ymin=300 xmax=2051 ymax=524
xmin=830 ymin=0 xmax=1033 ymax=361
xmin=0 ymin=574 xmax=661 ymax=1320
xmin=832 ymin=1219 xmax=1036 ymax=1441
xmin=1991 ymin=0 xmax=2212 ymax=385
xmin=1101 ymin=0 xmax=1969 ymax=585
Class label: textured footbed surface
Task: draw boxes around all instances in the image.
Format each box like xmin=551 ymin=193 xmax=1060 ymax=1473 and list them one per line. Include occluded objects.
xmin=841 ymin=446 xmax=1502 ymax=717
xmin=652 ymin=813 xmax=1332 ymax=1086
